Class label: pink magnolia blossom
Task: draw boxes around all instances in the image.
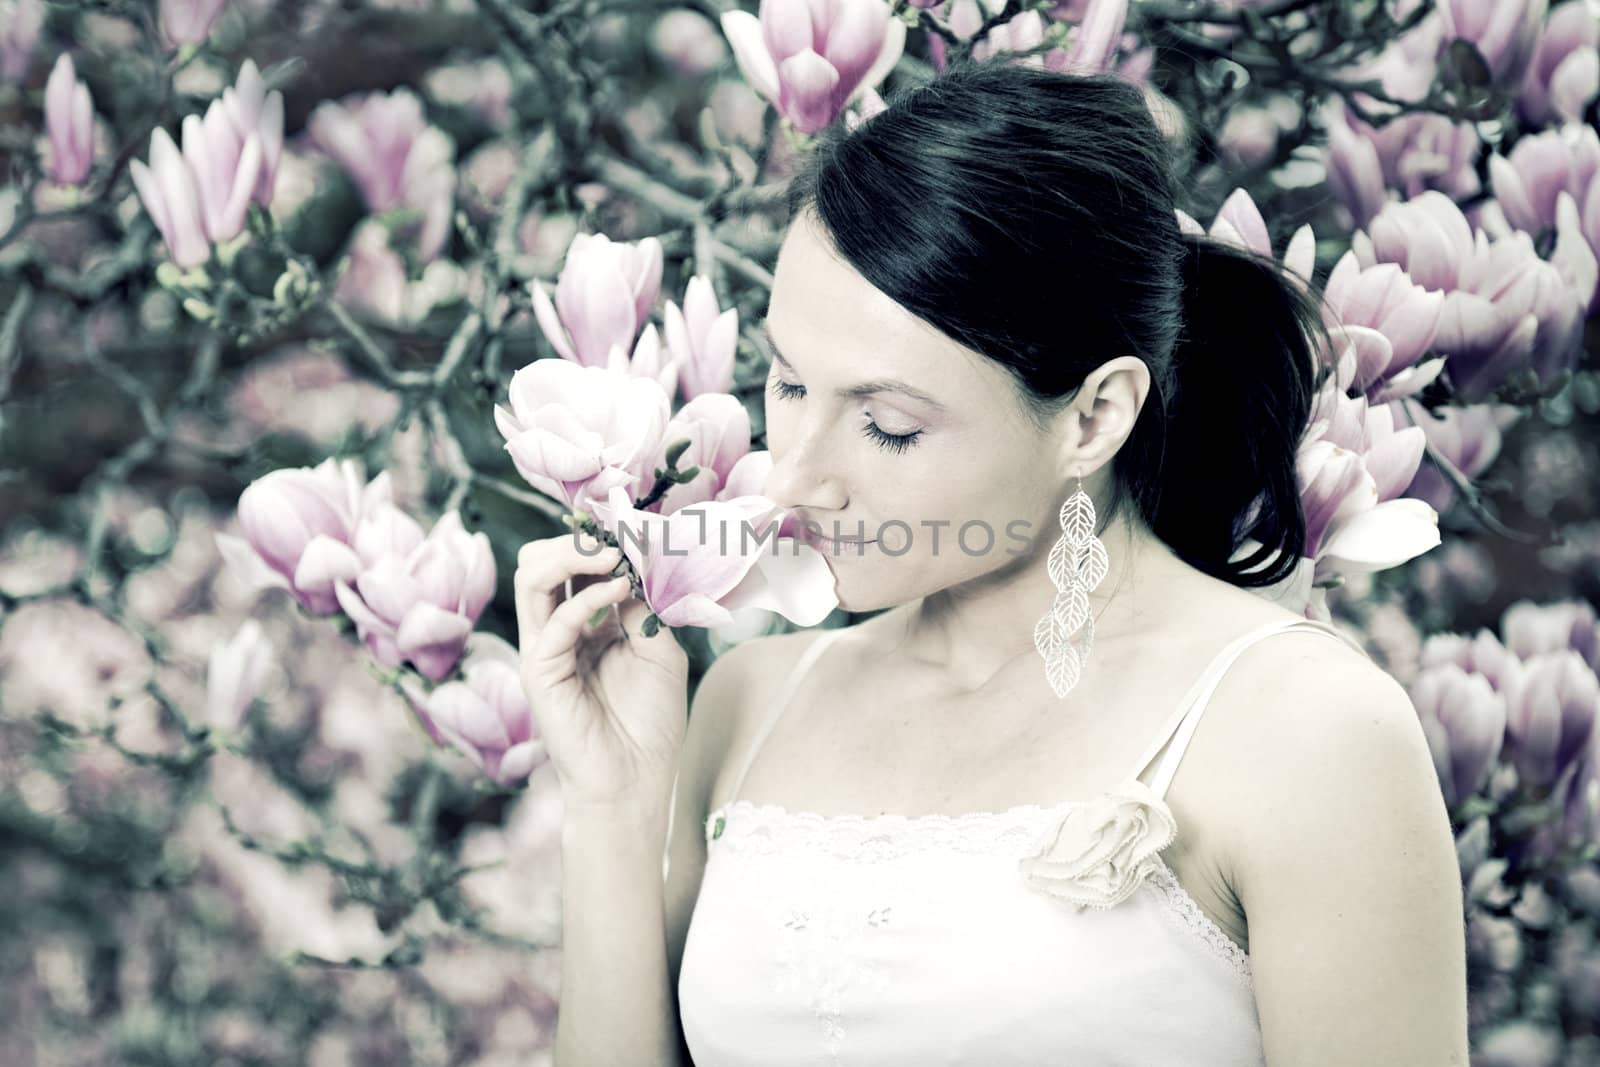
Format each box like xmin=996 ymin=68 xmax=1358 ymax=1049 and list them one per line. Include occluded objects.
xmin=307 ymin=89 xmax=456 ymax=260
xmin=1245 ymin=334 xmax=1440 ymax=620
xmin=1393 ymin=399 xmax=1522 ymax=513
xmin=1410 ymin=661 xmax=1507 ymax=810
xmin=401 ymin=633 xmax=547 ymax=787
xmin=1321 ymin=248 xmax=1445 ymax=402
xmin=1502 ymin=599 xmax=1600 ymax=666
xmin=663 ymin=274 xmax=737 ymax=401
xmin=1176 ymin=186 xmax=1316 ymax=287
xmin=650 ymin=393 xmax=752 ymax=514
xmin=605 ymin=322 xmax=680 ymax=400
xmin=650 ymin=9 xmax=728 ymax=77
xmin=1487 ymin=123 xmax=1600 ymax=312
xmin=1518 ymin=0 xmax=1600 ymax=127
xmin=207 ymin=618 xmax=273 ymax=731
xmin=221 ymin=59 xmax=285 ymax=209
xmin=1318 ymin=12 xmax=1480 ymax=229
xmin=215 ymin=458 xmax=387 ymax=615
xmin=720 ymin=0 xmax=906 ymax=134
xmin=1437 ymin=0 xmax=1549 ymax=87
xmin=1421 ymin=627 xmax=1520 ymax=691
xmin=159 ymin=0 xmax=227 ymax=47
xmin=494 ymin=358 xmax=671 ymax=515
xmin=334 ymin=509 xmax=496 ymax=681
xmin=1503 ymin=650 xmax=1600 ymax=789
xmin=968 ymin=0 xmax=1127 ymax=74
xmin=1353 ymin=190 xmax=1590 ymax=400
xmin=44 ymin=54 xmax=94 ymax=186
xmin=531 ymin=232 xmax=664 ymax=368
xmin=129 ymin=127 xmax=209 ymax=267
xmin=181 ymin=100 xmax=264 ymax=246
xmin=1322 ymin=91 xmax=1481 ymax=233
xmin=0 ymin=0 xmax=44 ymax=83
xmin=589 ymin=485 xmax=837 ymax=630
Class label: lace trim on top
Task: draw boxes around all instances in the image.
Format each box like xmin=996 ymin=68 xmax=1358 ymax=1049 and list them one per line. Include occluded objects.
xmin=703 ymin=790 xmax=1253 ymax=989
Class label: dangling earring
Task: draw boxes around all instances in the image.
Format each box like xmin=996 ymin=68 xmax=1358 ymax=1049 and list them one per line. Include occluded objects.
xmin=1034 ymin=474 xmax=1109 ymax=699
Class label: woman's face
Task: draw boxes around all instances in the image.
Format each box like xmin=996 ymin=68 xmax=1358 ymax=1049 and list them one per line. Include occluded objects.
xmin=761 ymin=212 xmax=1069 ymax=612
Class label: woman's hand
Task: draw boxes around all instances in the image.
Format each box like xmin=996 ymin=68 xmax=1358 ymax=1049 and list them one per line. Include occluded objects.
xmin=514 ymin=531 xmax=690 ymax=814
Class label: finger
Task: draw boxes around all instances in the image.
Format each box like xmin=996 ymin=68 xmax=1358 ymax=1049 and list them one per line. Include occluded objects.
xmin=515 ymin=538 xmax=623 ymax=653
xmin=525 ymin=574 xmax=634 ymax=685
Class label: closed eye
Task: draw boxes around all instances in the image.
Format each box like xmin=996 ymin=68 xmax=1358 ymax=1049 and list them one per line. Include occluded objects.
xmin=767 ymin=378 xmax=923 ymax=455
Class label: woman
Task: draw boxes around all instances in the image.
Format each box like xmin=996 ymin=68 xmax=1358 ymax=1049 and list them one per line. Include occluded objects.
xmin=518 ymin=63 xmax=1469 ymax=1065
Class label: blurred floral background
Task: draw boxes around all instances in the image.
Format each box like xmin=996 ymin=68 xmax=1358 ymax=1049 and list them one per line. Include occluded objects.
xmin=1 ymin=0 xmax=1599 ymax=1063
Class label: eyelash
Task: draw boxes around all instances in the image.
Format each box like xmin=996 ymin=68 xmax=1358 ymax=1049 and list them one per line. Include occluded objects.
xmin=767 ymin=378 xmax=924 ymax=454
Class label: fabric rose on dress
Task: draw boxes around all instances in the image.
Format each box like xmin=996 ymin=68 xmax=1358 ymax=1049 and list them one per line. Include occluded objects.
xmin=1017 ymin=777 xmax=1179 ymax=911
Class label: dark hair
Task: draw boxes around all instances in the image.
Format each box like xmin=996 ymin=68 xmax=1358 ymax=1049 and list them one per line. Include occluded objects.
xmin=782 ymin=61 xmax=1329 ymax=589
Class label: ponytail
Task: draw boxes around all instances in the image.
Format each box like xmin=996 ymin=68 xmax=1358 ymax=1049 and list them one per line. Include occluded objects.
xmin=1139 ymin=232 xmax=1326 ymax=588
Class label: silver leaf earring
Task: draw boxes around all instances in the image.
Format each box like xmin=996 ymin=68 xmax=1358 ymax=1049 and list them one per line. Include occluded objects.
xmin=1033 ymin=474 xmax=1109 ymax=699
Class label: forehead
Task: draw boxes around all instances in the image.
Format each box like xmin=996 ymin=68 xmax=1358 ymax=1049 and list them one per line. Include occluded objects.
xmin=766 ymin=214 xmax=1011 ymax=406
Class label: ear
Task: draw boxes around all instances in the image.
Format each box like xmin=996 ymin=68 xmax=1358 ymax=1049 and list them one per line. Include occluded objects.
xmin=1056 ymin=356 xmax=1151 ymax=480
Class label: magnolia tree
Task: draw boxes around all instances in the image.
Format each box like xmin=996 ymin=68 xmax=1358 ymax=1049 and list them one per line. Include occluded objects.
xmin=0 ymin=0 xmax=1598 ymax=1061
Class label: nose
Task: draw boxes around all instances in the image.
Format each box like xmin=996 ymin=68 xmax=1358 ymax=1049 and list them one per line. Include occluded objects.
xmin=763 ymin=432 xmax=848 ymax=514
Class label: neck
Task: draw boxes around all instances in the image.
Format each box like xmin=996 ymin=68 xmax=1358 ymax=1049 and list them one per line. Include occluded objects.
xmin=892 ymin=512 xmax=1194 ymax=695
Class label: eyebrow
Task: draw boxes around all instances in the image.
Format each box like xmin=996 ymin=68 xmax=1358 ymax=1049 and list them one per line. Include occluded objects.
xmin=759 ymin=319 xmax=948 ymax=413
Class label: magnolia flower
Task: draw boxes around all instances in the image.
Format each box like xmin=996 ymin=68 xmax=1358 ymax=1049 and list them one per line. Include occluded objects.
xmin=606 ymin=323 xmax=680 ymax=400
xmin=206 ymin=618 xmax=274 ymax=731
xmin=181 ymin=101 xmax=264 ymax=248
xmin=650 ymin=9 xmax=728 ymax=77
xmin=1323 ymin=95 xmax=1481 ymax=231
xmin=129 ymin=127 xmax=210 ymax=268
xmin=1044 ymin=0 xmax=1128 ymax=75
xmin=1176 ymin=187 xmax=1316 ymax=287
xmin=334 ymin=509 xmax=496 ymax=681
xmin=1436 ymin=0 xmax=1549 ymax=87
xmin=531 ymin=232 xmax=664 ymax=368
xmin=663 ymin=274 xmax=737 ymax=401
xmin=1017 ymin=777 xmax=1178 ymax=911
xmin=494 ymin=358 xmax=671 ymax=515
xmin=1351 ymin=190 xmax=1588 ymax=400
xmin=720 ymin=0 xmax=906 ymax=134
xmin=1503 ymin=650 xmax=1600 ymax=789
xmin=44 ymin=54 xmax=93 ymax=186
xmin=221 ymin=59 xmax=285 ymax=209
xmin=1410 ymin=662 xmax=1507 ymax=809
xmin=1501 ymin=599 xmax=1600 ymax=664
xmin=1517 ymin=1 xmax=1600 ymax=128
xmin=1395 ymin=399 xmax=1522 ymax=513
xmin=307 ymin=89 xmax=456 ymax=260
xmin=335 ymin=219 xmax=466 ymax=325
xmin=1247 ymin=333 xmax=1439 ymax=620
xmin=1421 ymin=628 xmax=1520 ymax=691
xmin=159 ymin=0 xmax=228 ymax=48
xmin=650 ymin=393 xmax=752 ymax=514
xmin=215 ymin=458 xmax=387 ymax=615
xmin=0 ymin=0 xmax=44 ymax=83
xmin=1321 ymin=249 xmax=1445 ymax=403
xmin=401 ymin=633 xmax=547 ymax=786
xmin=589 ymin=485 xmax=838 ymax=630
xmin=1487 ymin=124 xmax=1600 ymax=312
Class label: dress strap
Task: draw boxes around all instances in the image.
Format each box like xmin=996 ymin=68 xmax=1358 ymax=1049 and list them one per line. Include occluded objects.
xmin=1132 ymin=617 xmax=1367 ymax=802
xmin=724 ymin=627 xmax=850 ymax=804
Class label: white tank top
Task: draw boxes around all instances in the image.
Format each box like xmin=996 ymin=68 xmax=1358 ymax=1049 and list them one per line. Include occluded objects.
xmin=674 ymin=616 xmax=1366 ymax=1066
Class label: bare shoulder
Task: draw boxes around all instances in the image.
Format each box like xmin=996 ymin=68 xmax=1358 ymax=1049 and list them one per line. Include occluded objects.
xmin=693 ymin=625 xmax=849 ymax=799
xmin=1209 ymin=627 xmax=1468 ymax=1059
